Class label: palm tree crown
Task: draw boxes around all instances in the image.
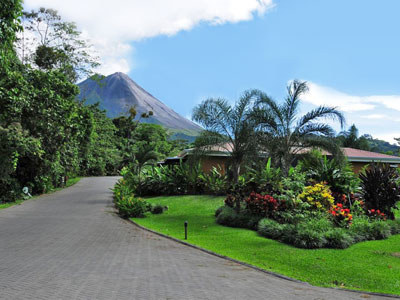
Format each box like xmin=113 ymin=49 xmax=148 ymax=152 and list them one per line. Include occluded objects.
xmin=192 ymin=89 xmax=263 ymax=183
xmin=255 ymin=80 xmax=345 ymax=174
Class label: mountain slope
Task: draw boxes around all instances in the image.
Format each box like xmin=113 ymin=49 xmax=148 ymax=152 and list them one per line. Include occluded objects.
xmin=77 ymin=72 xmax=202 ymax=133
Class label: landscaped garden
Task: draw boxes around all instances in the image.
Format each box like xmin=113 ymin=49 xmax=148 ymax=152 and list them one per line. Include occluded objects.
xmin=113 ymin=81 xmax=400 ymax=295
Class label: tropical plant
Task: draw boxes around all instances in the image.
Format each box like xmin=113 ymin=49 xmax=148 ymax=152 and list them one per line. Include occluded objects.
xmin=299 ymin=149 xmax=360 ymax=195
xmin=198 ymin=166 xmax=228 ymax=195
xmin=359 ymin=163 xmax=400 ymax=219
xmin=245 ymin=192 xmax=282 ymax=217
xmin=115 ymin=195 xmax=151 ymax=218
xmin=246 ymin=157 xmax=281 ymax=193
xmin=192 ymin=90 xmax=264 ymax=184
xmin=298 ymin=182 xmax=335 ymax=211
xmin=254 ymin=80 xmax=345 ymax=175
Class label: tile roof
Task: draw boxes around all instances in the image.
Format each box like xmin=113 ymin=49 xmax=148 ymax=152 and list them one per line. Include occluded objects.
xmin=342 ymin=147 xmax=399 ymax=159
xmin=177 ymin=144 xmax=400 ymax=163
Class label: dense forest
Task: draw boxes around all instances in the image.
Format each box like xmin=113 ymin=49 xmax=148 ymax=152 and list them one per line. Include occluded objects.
xmin=0 ymin=1 xmax=187 ymax=203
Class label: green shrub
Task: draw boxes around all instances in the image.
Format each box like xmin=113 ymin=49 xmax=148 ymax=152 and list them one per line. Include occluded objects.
xmin=151 ymin=204 xmax=166 ymax=214
xmin=116 ymin=196 xmax=151 ymax=218
xmin=369 ymin=221 xmax=392 ymax=240
xmin=348 ymin=217 xmax=391 ymax=241
xmin=258 ymin=218 xmax=285 ymax=239
xmin=216 ymin=206 xmax=261 ymax=229
xmin=280 ymin=224 xmax=297 ymax=245
xmin=386 ymin=219 xmax=400 ymax=234
xmin=349 ymin=217 xmax=373 ymax=242
xmin=0 ymin=178 xmax=21 ymax=203
xmin=324 ymin=228 xmax=354 ymax=249
xmin=293 ymin=228 xmax=326 ymax=249
xmin=292 ymin=219 xmax=330 ymax=249
xmin=215 ymin=206 xmax=224 ymax=217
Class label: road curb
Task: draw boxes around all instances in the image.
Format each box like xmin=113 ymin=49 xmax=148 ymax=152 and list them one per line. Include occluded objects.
xmin=127 ymin=217 xmax=400 ymax=299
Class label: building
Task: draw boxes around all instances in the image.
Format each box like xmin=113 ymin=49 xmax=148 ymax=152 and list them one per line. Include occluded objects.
xmin=160 ymin=145 xmax=400 ymax=174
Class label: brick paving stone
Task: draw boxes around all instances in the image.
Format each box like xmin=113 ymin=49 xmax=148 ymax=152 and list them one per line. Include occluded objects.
xmin=0 ymin=177 xmax=393 ymax=299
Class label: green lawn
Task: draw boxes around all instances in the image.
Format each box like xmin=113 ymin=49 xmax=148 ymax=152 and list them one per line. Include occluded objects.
xmin=134 ymin=195 xmax=400 ymax=296
xmin=0 ymin=177 xmax=81 ymax=210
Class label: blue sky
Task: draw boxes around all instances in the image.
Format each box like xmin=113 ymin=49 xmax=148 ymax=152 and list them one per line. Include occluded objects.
xmin=25 ymin=0 xmax=400 ymax=143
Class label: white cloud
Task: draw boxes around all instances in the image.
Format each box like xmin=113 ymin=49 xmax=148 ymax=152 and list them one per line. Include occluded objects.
xmin=302 ymin=81 xmax=400 ymax=113
xmin=373 ymin=133 xmax=399 ymax=145
xmin=303 ymin=82 xmax=375 ymax=112
xmin=361 ymin=114 xmax=386 ymax=120
xmin=24 ymin=0 xmax=274 ymax=75
xmin=299 ymin=81 xmax=400 ymax=144
xmin=364 ymin=96 xmax=400 ymax=112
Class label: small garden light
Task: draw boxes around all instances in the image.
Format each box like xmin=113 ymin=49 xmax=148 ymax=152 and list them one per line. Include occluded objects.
xmin=184 ymin=221 xmax=188 ymax=240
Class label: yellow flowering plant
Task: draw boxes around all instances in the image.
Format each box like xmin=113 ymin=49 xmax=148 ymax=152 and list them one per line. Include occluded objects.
xmin=298 ymin=182 xmax=334 ymax=211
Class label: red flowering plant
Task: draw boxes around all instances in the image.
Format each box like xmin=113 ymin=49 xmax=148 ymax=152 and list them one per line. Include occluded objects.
xmin=244 ymin=192 xmax=283 ymax=217
xmin=331 ymin=192 xmax=360 ymax=207
xmin=367 ymin=209 xmax=387 ymax=220
xmin=329 ymin=203 xmax=353 ymax=227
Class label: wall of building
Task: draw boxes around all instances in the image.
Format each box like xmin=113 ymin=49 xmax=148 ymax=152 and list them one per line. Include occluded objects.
xmin=350 ymin=162 xmax=367 ymax=174
xmin=200 ymin=156 xmax=228 ymax=174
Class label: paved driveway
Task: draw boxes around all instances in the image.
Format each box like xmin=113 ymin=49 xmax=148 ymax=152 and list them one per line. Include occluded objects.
xmin=0 ymin=177 xmax=393 ymax=299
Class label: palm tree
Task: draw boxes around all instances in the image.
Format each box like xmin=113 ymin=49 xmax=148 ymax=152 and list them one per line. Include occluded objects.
xmin=132 ymin=144 xmax=158 ymax=196
xmin=255 ymin=80 xmax=345 ymax=175
xmin=192 ymin=90 xmax=263 ymax=184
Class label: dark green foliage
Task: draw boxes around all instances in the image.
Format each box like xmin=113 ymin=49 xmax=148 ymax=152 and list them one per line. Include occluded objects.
xmin=369 ymin=221 xmax=392 ymax=240
xmin=293 ymin=227 xmax=326 ymax=249
xmin=349 ymin=217 xmax=392 ymax=241
xmin=246 ymin=158 xmax=281 ymax=194
xmin=349 ymin=217 xmax=374 ymax=242
xmin=258 ymin=218 xmax=285 ymax=239
xmin=115 ymin=196 xmax=151 ymax=218
xmin=0 ymin=5 xmax=121 ymax=202
xmin=257 ymin=216 xmax=359 ymax=249
xmin=80 ymin=104 xmax=120 ymax=176
xmin=359 ymin=163 xmax=400 ymax=219
xmin=337 ymin=124 xmax=370 ymax=151
xmin=324 ymin=229 xmax=354 ymax=249
xmin=299 ymin=149 xmax=359 ymax=194
xmin=125 ymin=163 xmax=223 ymax=197
xmin=151 ymin=204 xmax=166 ymax=214
xmin=386 ymin=219 xmax=400 ymax=235
xmin=216 ymin=206 xmax=261 ymax=230
xmin=215 ymin=206 xmax=224 ymax=217
xmin=368 ymin=135 xmax=400 ymax=155
xmin=199 ymin=167 xmax=228 ymax=195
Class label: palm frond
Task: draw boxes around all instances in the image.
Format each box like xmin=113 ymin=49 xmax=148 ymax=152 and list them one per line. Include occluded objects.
xmin=296 ymin=106 xmax=345 ymax=131
xmin=256 ymin=93 xmax=285 ymax=130
xmin=297 ymin=123 xmax=335 ymax=137
xmin=283 ymin=80 xmax=308 ymax=127
xmin=192 ymin=98 xmax=232 ymax=138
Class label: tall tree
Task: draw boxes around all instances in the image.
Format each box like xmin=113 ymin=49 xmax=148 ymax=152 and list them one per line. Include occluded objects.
xmin=17 ymin=7 xmax=99 ymax=82
xmin=337 ymin=124 xmax=370 ymax=150
xmin=255 ymin=80 xmax=345 ymax=175
xmin=192 ymin=90 xmax=263 ymax=183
